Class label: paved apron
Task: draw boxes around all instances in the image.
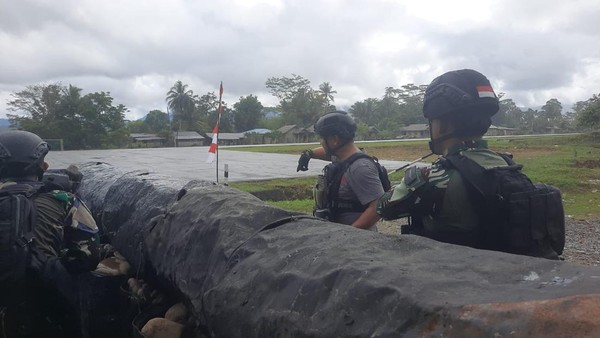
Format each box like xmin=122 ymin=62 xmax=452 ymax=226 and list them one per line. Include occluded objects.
xmin=46 ymin=146 xmax=412 ymax=183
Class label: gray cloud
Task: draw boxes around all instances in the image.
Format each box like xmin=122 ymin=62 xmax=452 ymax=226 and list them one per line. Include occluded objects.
xmin=1 ymin=0 xmax=599 ymax=120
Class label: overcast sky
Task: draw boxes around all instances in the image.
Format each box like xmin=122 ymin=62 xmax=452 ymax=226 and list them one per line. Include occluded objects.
xmin=1 ymin=0 xmax=599 ymax=120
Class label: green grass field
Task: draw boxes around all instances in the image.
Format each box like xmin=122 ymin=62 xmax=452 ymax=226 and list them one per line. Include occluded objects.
xmin=230 ymin=133 xmax=600 ymax=219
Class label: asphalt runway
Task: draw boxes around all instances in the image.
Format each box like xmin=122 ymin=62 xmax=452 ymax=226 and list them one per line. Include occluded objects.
xmin=45 ymin=146 xmax=412 ymax=183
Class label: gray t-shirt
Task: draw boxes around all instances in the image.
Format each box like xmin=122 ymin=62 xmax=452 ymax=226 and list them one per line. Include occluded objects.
xmin=333 ymin=157 xmax=385 ymax=229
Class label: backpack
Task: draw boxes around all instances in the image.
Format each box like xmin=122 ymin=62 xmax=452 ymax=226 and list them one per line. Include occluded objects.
xmin=0 ymin=183 xmax=40 ymax=288
xmin=444 ymin=152 xmax=565 ymax=259
xmin=314 ymin=152 xmax=391 ymax=220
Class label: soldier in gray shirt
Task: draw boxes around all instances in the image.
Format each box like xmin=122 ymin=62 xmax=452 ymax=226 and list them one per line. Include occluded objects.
xmin=297 ymin=111 xmax=385 ymax=231
xmin=335 ymin=156 xmax=385 ymax=229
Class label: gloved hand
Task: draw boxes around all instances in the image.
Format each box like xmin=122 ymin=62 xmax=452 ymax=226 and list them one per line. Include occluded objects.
xmin=297 ymin=149 xmax=313 ymax=172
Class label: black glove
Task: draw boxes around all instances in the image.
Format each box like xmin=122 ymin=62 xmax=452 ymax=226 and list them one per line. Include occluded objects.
xmin=297 ymin=149 xmax=313 ymax=172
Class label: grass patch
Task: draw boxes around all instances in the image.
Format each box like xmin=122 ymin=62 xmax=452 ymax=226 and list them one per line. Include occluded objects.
xmin=562 ymin=190 xmax=600 ymax=219
xmin=267 ymin=199 xmax=314 ymax=213
xmin=229 ymin=177 xmax=314 ymax=201
xmin=229 ymin=177 xmax=315 ymax=214
xmin=232 ymin=134 xmax=600 ymax=219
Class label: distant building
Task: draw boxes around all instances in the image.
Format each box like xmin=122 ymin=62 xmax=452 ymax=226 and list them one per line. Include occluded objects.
xmin=130 ymin=133 xmax=166 ymax=148
xmin=175 ymin=131 xmax=204 ymax=147
xmin=277 ymin=125 xmax=303 ymax=143
xmin=277 ymin=125 xmax=318 ymax=143
xmin=398 ymin=124 xmax=430 ymax=139
xmin=205 ymin=132 xmax=246 ymax=146
xmin=243 ymin=128 xmax=272 ymax=135
xmin=243 ymin=128 xmax=273 ymax=145
xmin=296 ymin=125 xmax=317 ymax=143
xmin=486 ymin=125 xmax=519 ymax=136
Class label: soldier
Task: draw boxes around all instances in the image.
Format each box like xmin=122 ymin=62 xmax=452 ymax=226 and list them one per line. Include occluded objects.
xmin=376 ymin=69 xmax=564 ymax=259
xmin=0 ymin=130 xmax=100 ymax=337
xmin=297 ymin=111 xmax=387 ymax=231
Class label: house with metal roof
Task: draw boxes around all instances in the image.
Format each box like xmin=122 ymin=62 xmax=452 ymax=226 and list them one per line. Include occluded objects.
xmin=487 ymin=125 xmax=519 ymax=136
xmin=174 ymin=131 xmax=204 ymax=147
xmin=398 ymin=124 xmax=430 ymax=139
xmin=243 ymin=128 xmax=274 ymax=144
xmin=130 ymin=133 xmax=166 ymax=148
xmin=205 ymin=132 xmax=246 ymax=146
xmin=277 ymin=125 xmax=318 ymax=143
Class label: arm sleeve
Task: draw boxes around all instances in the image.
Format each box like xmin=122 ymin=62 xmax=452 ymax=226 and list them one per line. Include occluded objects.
xmin=33 ymin=193 xmax=100 ymax=273
xmin=377 ymin=166 xmax=429 ymax=220
xmin=30 ymin=193 xmax=79 ymax=306
xmin=33 ymin=193 xmax=67 ymax=257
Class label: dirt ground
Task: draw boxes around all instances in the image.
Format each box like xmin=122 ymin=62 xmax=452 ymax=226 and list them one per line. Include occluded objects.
xmin=378 ymin=218 xmax=600 ymax=267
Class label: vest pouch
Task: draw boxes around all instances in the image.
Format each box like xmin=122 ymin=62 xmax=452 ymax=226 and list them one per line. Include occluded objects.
xmin=314 ymin=174 xmax=328 ymax=210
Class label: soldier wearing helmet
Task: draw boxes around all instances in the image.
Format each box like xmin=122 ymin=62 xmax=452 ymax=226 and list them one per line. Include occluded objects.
xmin=377 ymin=69 xmax=507 ymax=245
xmin=297 ymin=111 xmax=385 ymax=230
xmin=0 ymin=130 xmax=100 ymax=337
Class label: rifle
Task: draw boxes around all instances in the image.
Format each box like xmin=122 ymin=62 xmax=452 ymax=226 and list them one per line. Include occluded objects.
xmin=389 ymin=152 xmax=435 ymax=174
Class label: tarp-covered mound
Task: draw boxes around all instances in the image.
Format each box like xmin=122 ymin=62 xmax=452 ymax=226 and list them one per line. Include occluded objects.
xmin=77 ymin=162 xmax=210 ymax=269
xmin=78 ymin=162 xmax=600 ymax=337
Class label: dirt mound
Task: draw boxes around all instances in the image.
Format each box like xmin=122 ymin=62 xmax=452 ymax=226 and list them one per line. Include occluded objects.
xmin=573 ymin=160 xmax=600 ymax=169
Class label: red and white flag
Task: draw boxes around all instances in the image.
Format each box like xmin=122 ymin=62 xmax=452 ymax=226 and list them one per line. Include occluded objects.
xmin=206 ymin=82 xmax=223 ymax=164
xmin=206 ymin=123 xmax=218 ymax=163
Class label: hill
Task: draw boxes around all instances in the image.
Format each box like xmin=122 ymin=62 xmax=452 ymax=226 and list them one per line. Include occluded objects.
xmin=0 ymin=118 xmax=10 ymax=131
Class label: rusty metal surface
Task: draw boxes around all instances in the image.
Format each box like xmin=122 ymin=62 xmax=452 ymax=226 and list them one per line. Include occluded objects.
xmin=420 ymin=294 xmax=600 ymax=337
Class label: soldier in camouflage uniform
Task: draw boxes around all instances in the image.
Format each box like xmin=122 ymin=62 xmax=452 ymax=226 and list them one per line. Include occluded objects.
xmin=0 ymin=131 xmax=100 ymax=338
xmin=377 ymin=69 xmax=508 ymax=247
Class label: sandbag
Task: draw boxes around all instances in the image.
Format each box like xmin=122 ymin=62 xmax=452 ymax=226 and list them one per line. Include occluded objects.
xmin=78 ymin=162 xmax=600 ymax=337
xmin=78 ymin=161 xmax=202 ymax=273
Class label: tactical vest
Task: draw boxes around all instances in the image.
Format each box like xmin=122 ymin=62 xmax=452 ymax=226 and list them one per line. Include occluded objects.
xmin=314 ymin=153 xmax=390 ymax=221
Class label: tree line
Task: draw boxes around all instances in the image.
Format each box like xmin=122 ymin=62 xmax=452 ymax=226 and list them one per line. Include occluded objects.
xmin=5 ymin=75 xmax=600 ymax=149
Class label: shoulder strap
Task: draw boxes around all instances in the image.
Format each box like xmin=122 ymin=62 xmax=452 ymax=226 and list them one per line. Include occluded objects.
xmin=443 ymin=153 xmax=489 ymax=197
xmin=444 ymin=152 xmax=522 ymax=198
xmin=326 ymin=152 xmax=368 ymax=212
xmin=344 ymin=152 xmax=372 ymax=166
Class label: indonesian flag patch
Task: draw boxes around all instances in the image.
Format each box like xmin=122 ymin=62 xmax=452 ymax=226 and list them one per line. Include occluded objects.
xmin=476 ymin=85 xmax=496 ymax=98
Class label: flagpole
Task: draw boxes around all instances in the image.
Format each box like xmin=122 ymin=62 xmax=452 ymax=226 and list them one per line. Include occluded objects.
xmin=216 ymin=82 xmax=223 ymax=183
xmin=206 ymin=82 xmax=223 ymax=181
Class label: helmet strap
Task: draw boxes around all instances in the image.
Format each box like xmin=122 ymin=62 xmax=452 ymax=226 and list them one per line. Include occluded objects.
xmin=23 ymin=160 xmax=45 ymax=181
xmin=428 ymin=122 xmax=457 ymax=155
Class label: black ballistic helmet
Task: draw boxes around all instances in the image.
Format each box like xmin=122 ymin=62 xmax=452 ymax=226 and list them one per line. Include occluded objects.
xmin=423 ymin=69 xmax=499 ymax=120
xmin=0 ymin=130 xmax=50 ymax=178
xmin=314 ymin=111 xmax=357 ymax=140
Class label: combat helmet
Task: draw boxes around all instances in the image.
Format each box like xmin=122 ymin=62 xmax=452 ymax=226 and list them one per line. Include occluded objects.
xmin=423 ymin=69 xmax=499 ymax=120
xmin=314 ymin=111 xmax=357 ymax=140
xmin=0 ymin=130 xmax=50 ymax=178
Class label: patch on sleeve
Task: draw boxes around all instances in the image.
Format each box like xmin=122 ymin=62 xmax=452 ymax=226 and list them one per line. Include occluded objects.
xmin=388 ymin=166 xmax=427 ymax=203
xmin=404 ymin=166 xmax=427 ymax=190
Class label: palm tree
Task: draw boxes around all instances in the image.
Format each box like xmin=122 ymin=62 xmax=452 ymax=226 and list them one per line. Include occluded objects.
xmin=318 ymin=82 xmax=337 ymax=112
xmin=166 ymin=81 xmax=196 ymax=131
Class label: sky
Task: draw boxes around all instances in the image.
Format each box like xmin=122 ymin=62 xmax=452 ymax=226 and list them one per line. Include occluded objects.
xmin=1 ymin=0 xmax=599 ymax=121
